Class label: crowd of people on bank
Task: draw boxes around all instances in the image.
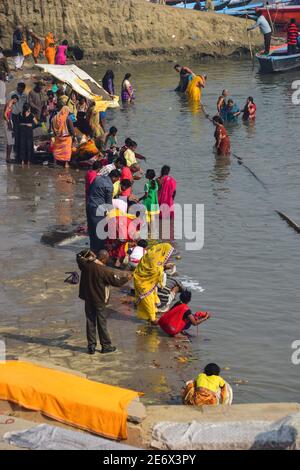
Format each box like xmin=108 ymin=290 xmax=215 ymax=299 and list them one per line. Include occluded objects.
xmin=0 ymin=29 xmax=235 ymax=405
xmin=74 ymin=63 xmax=235 ymax=405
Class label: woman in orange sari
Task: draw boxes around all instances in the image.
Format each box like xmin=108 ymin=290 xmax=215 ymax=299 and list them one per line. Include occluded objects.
xmin=212 ymin=115 xmax=231 ymax=156
xmin=29 ymin=31 xmax=42 ymax=64
xmin=44 ymin=32 xmax=56 ymax=64
xmin=52 ymin=105 xmax=75 ymax=168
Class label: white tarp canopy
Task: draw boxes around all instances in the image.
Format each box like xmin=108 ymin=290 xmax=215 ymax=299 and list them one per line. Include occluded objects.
xmin=36 ymin=64 xmax=119 ymax=109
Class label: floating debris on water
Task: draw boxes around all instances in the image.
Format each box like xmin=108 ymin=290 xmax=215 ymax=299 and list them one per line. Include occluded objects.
xmin=179 ymin=277 xmax=205 ymax=293
xmin=136 ymin=329 xmax=148 ymax=336
xmin=176 ymin=356 xmax=189 ymax=364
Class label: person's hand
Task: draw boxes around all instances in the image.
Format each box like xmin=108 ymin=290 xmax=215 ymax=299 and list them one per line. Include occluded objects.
xmin=126 ymin=273 xmax=133 ymax=281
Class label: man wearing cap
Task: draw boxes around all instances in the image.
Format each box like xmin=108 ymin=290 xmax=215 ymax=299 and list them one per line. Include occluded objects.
xmin=247 ymin=11 xmax=272 ymax=55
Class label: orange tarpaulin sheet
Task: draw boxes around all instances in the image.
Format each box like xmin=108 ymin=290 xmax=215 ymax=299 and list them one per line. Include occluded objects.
xmin=0 ymin=361 xmax=139 ymax=440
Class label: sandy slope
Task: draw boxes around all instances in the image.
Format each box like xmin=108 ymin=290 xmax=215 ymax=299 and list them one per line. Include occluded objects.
xmin=0 ymin=0 xmax=261 ymax=62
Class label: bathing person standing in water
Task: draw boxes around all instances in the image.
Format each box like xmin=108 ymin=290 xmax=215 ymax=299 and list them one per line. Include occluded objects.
xmin=102 ymin=70 xmax=115 ymax=96
xmin=242 ymin=96 xmax=256 ymax=121
xmin=121 ymin=73 xmax=134 ymax=103
xmin=217 ymin=89 xmax=229 ymax=121
xmin=213 ymin=115 xmax=231 ymax=156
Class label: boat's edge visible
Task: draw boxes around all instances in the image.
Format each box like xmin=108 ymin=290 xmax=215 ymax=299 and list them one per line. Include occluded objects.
xmin=256 ymin=51 xmax=300 ymax=73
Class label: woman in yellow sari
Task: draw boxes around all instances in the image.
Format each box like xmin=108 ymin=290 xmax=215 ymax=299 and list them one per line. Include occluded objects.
xmin=134 ymin=243 xmax=174 ymax=324
xmin=186 ymin=74 xmax=207 ymax=103
xmin=44 ymin=32 xmax=56 ymax=64
xmin=86 ymin=102 xmax=104 ymax=141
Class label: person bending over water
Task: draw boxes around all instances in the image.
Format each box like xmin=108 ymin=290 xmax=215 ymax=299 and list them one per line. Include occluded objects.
xmin=182 ymin=362 xmax=233 ymax=406
xmin=134 ymin=243 xmax=174 ymax=325
xmin=158 ymin=290 xmax=210 ymax=336
xmin=213 ymin=115 xmax=231 ymax=156
xmin=186 ymin=74 xmax=207 ymax=103
xmin=174 ymin=63 xmax=194 ymax=92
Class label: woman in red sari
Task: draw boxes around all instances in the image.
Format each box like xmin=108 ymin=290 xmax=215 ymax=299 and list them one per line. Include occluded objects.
xmin=212 ymin=115 xmax=231 ymax=156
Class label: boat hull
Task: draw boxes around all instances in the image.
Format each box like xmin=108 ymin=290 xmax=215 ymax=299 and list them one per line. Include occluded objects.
xmin=257 ymin=45 xmax=300 ymax=73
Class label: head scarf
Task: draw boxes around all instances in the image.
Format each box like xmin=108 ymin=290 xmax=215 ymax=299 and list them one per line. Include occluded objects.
xmin=52 ymin=106 xmax=70 ymax=136
xmin=134 ymin=243 xmax=173 ymax=299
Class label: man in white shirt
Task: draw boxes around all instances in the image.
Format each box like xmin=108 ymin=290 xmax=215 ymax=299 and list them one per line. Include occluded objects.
xmin=248 ymin=11 xmax=272 ymax=55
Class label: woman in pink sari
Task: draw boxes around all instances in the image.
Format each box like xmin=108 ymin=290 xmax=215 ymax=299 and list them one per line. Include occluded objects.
xmin=55 ymin=40 xmax=68 ymax=65
xmin=158 ymin=165 xmax=177 ymax=239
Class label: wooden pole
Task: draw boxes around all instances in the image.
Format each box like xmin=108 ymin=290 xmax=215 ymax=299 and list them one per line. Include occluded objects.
xmin=246 ymin=15 xmax=253 ymax=61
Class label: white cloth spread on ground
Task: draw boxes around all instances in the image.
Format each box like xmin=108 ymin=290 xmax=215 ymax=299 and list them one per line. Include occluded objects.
xmin=151 ymin=414 xmax=300 ymax=450
xmin=4 ymin=423 xmax=139 ymax=450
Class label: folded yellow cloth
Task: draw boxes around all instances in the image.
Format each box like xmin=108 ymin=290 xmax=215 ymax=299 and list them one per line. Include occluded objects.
xmin=0 ymin=360 xmax=139 ymax=440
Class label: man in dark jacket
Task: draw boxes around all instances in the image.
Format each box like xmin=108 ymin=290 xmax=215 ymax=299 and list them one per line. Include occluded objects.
xmin=12 ymin=25 xmax=25 ymax=70
xmin=77 ymin=249 xmax=131 ymax=354
xmin=86 ymin=169 xmax=121 ymax=253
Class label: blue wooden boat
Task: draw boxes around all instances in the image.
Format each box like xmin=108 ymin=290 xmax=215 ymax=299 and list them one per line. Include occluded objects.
xmin=256 ymin=44 xmax=300 ymax=73
xmin=219 ymin=2 xmax=263 ymax=14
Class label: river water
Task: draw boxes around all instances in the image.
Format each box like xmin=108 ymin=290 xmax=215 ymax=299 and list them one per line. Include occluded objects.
xmin=1 ymin=59 xmax=300 ymax=403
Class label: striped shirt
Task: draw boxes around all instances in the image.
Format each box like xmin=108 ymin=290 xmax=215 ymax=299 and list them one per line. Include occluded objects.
xmin=287 ymin=23 xmax=298 ymax=45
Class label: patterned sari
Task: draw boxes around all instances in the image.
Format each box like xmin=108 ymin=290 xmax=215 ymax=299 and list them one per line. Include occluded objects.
xmin=182 ymin=380 xmax=233 ymax=406
xmin=214 ymin=124 xmax=231 ymax=156
xmin=134 ymin=243 xmax=173 ymax=322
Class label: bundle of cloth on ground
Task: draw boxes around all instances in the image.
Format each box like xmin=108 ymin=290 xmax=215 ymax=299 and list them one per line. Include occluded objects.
xmin=4 ymin=423 xmax=139 ymax=450
xmin=0 ymin=361 xmax=140 ymax=440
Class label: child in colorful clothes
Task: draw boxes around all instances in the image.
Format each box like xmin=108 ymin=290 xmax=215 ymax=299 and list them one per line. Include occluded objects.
xmin=182 ymin=363 xmax=233 ymax=406
xmin=139 ymin=169 xmax=160 ymax=233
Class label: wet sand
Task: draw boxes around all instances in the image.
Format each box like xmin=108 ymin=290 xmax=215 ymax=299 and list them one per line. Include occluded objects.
xmin=0 ymin=75 xmax=197 ymax=405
